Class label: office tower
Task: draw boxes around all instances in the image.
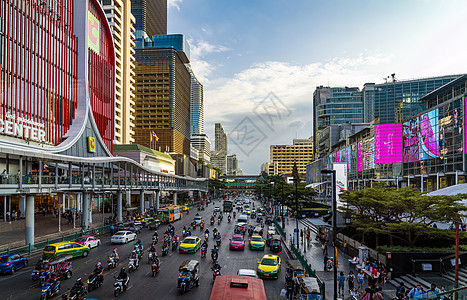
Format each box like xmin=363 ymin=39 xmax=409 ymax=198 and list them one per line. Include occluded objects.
xmin=132 ymin=0 xmax=167 ymax=36
xmin=133 ymin=33 xmax=191 ymax=155
xmin=215 ymin=123 xmax=227 ymax=152
xmin=98 ymin=0 xmax=136 ymax=144
xmin=363 ymin=75 xmax=461 ymax=124
xmin=227 ymin=154 xmax=239 ymax=175
xmin=270 ymin=138 xmax=314 ymax=175
xmin=189 ymin=68 xmax=204 ymax=136
xmin=191 ymin=134 xmax=211 ymax=163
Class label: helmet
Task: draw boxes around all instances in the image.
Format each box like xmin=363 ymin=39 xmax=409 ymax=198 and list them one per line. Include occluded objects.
xmin=96 ymin=262 xmax=101 ymax=267
xmin=76 ymin=277 xmax=82 ymax=283
xmin=113 ymin=248 xmax=117 ymax=252
xmin=132 ymin=250 xmax=136 ymax=254
xmin=121 ymin=267 xmax=125 ymax=272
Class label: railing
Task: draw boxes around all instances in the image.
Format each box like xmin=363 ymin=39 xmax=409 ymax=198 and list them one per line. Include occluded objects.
xmin=0 ymin=225 xmax=111 ymax=256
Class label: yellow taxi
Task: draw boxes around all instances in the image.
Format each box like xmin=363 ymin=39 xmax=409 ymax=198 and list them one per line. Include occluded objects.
xmin=181 ymin=206 xmax=189 ymax=212
xmin=42 ymin=242 xmax=90 ymax=259
xmin=179 ymin=236 xmax=201 ymax=253
xmin=257 ymin=254 xmax=281 ymax=279
xmin=245 ymin=209 xmax=251 ymax=215
xmin=249 ymin=235 xmax=265 ymax=250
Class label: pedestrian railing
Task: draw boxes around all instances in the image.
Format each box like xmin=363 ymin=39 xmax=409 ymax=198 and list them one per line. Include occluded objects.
xmin=0 ymin=225 xmax=111 ymax=256
xmin=273 ymin=218 xmax=326 ymax=300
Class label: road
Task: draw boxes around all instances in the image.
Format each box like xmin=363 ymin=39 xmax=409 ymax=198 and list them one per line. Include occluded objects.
xmin=0 ymin=197 xmax=287 ymax=300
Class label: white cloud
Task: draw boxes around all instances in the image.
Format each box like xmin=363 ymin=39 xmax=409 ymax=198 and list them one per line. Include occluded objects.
xmin=168 ymin=0 xmax=183 ymax=11
xmin=189 ymin=40 xmax=230 ymax=83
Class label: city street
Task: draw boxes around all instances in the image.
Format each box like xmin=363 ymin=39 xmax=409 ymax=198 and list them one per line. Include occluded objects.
xmin=0 ymin=198 xmax=286 ymax=300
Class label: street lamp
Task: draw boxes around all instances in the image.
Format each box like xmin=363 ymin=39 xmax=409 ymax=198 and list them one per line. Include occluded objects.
xmin=280 ymin=181 xmax=285 ymax=228
xmin=270 ymin=182 xmax=275 ymax=217
xmin=321 ymin=169 xmax=337 ymax=300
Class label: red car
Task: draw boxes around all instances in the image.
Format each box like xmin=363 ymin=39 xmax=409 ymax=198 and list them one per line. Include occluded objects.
xmin=229 ymin=234 xmax=245 ymax=251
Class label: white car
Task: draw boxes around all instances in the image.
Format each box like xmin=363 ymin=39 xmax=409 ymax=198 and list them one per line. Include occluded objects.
xmin=111 ymin=231 xmax=137 ymax=244
xmin=74 ymin=236 xmax=101 ymax=249
xmin=214 ymin=206 xmax=220 ymax=212
xmin=237 ymin=269 xmax=258 ymax=278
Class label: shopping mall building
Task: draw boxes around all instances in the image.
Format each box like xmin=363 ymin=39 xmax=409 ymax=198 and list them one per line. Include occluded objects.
xmin=307 ymin=75 xmax=467 ymax=193
xmin=0 ymin=0 xmax=206 ymax=246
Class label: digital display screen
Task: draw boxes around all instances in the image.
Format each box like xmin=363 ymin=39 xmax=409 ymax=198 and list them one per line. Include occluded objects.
xmin=375 ymin=124 xmax=403 ymax=163
xmin=403 ymin=119 xmax=420 ymax=162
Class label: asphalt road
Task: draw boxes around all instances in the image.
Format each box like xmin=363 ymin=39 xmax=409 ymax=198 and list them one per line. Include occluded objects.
xmin=0 ymin=198 xmax=287 ymax=300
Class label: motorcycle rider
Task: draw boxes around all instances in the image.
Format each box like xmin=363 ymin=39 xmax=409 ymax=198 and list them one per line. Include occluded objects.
xmin=228 ymin=215 xmax=231 ymax=223
xmin=211 ymin=260 xmax=222 ymax=275
xmin=111 ymin=248 xmax=120 ymax=264
xmin=117 ymin=268 xmax=129 ymax=291
xmin=93 ymin=262 xmax=104 ymax=285
xmin=233 ymin=211 xmax=236 ymax=218
xmin=130 ymin=250 xmax=139 ymax=268
xmin=45 ymin=272 xmax=58 ymax=288
xmin=70 ymin=277 xmax=85 ymax=297
xmin=149 ymin=243 xmax=157 ymax=256
xmin=201 ymin=240 xmax=208 ymax=251
xmin=135 ymin=239 xmax=143 ymax=251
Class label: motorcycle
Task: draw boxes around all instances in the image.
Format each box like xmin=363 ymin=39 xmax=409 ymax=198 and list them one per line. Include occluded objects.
xmin=61 ymin=288 xmax=86 ymax=300
xmin=148 ymin=252 xmax=155 ymax=264
xmin=107 ymin=256 xmax=118 ymax=270
xmin=192 ymin=223 xmax=196 ymax=230
xmin=228 ymin=217 xmax=231 ymax=223
xmin=212 ymin=268 xmax=221 ymax=280
xmin=151 ymin=260 xmax=160 ymax=277
xmin=216 ymin=236 xmax=221 ymax=247
xmin=218 ymin=219 xmax=221 ymax=225
xmin=87 ymin=273 xmax=102 ymax=291
xmin=152 ymin=235 xmax=158 ymax=244
xmin=161 ymin=245 xmax=169 ymax=257
xmin=172 ymin=239 xmax=179 ymax=251
xmin=211 ymin=248 xmax=218 ymax=261
xmin=204 ymin=233 xmax=209 ymax=241
xmin=200 ymin=246 xmax=207 ymax=258
xmin=210 ymin=219 xmax=214 ymax=226
xmin=41 ymin=280 xmax=61 ymax=300
xmin=113 ymin=277 xmax=129 ymax=297
xmin=128 ymin=258 xmax=138 ymax=272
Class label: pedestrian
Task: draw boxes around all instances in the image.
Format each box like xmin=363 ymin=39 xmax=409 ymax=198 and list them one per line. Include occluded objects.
xmin=396 ymin=282 xmax=406 ymax=299
xmin=285 ymin=280 xmax=294 ymax=300
xmin=42 ymin=207 xmax=46 ymax=216
xmin=289 ymin=234 xmax=293 ymax=246
xmin=286 ymin=217 xmax=289 ymax=225
xmin=292 ymin=273 xmax=300 ymax=298
xmin=338 ymin=271 xmax=345 ymax=296
xmin=306 ymin=230 xmax=310 ymax=245
xmin=357 ymin=269 xmax=365 ymax=291
xmin=368 ymin=273 xmax=377 ymax=290
xmin=343 ymin=241 xmax=348 ymax=255
xmin=323 ymin=254 xmax=328 ymax=271
xmin=17 ymin=209 xmax=21 ymax=219
xmin=322 ymin=241 xmax=328 ymax=256
xmin=373 ymin=287 xmax=384 ymax=300
xmin=347 ymin=271 xmax=355 ymax=295
xmin=300 ymin=229 xmax=303 ymax=244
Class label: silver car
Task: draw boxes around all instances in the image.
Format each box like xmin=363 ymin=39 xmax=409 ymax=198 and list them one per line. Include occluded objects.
xmin=111 ymin=230 xmax=137 ymax=244
xmin=237 ymin=269 xmax=258 ymax=278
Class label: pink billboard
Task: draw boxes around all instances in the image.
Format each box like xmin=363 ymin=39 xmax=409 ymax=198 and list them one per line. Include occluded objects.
xmin=465 ymin=97 xmax=467 ymax=154
xmin=357 ymin=141 xmax=363 ymax=171
xmin=375 ymin=124 xmax=403 ymax=163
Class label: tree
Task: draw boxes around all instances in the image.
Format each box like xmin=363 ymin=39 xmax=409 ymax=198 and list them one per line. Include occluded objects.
xmin=340 ymin=183 xmax=466 ymax=248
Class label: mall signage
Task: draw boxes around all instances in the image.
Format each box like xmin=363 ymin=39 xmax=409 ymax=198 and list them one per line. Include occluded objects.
xmin=0 ymin=112 xmax=46 ymax=142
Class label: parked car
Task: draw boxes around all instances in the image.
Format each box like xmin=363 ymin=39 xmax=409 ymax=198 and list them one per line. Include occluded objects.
xmin=42 ymin=242 xmax=90 ymax=259
xmin=74 ymin=236 xmax=101 ymax=249
xmin=111 ymin=231 xmax=137 ymax=244
xmin=0 ymin=254 xmax=28 ymax=274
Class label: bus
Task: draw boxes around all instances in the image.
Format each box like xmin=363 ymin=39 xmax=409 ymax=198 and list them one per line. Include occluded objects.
xmin=223 ymin=200 xmax=233 ymax=212
xmin=209 ymin=275 xmax=267 ymax=300
xmin=156 ymin=205 xmax=183 ymax=223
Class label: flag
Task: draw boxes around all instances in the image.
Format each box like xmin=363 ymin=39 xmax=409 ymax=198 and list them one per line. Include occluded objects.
xmin=150 ymin=132 xmax=153 ymax=142
xmin=152 ymin=131 xmax=159 ymax=141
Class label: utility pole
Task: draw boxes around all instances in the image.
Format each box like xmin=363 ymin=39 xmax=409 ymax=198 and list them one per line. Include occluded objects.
xmin=292 ymin=160 xmax=300 ymax=249
xmin=322 ymin=169 xmax=337 ymax=300
xmin=281 ymin=181 xmax=285 ymax=228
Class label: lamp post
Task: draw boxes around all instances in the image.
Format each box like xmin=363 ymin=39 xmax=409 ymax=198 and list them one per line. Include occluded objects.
xmin=281 ymin=181 xmax=285 ymax=228
xmin=292 ymin=161 xmax=300 ymax=250
xmin=271 ymin=182 xmax=275 ymax=217
xmin=321 ymin=169 xmax=337 ymax=300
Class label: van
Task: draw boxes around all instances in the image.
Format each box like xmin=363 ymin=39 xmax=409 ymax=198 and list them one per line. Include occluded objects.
xmin=237 ymin=215 xmax=248 ymax=224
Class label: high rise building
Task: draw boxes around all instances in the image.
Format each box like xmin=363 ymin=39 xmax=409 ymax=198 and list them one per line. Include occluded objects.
xmin=133 ymin=33 xmax=191 ymax=155
xmin=189 ymin=68 xmax=204 ymax=136
xmin=210 ymin=151 xmax=227 ymax=175
xmin=270 ymin=138 xmax=313 ymax=174
xmin=363 ymin=75 xmax=462 ymax=124
xmin=227 ymin=154 xmax=238 ymax=175
xmin=98 ymin=0 xmax=136 ymax=144
xmin=132 ymin=0 xmax=167 ymax=36
xmin=191 ymin=134 xmax=211 ymax=163
xmin=215 ymin=123 xmax=227 ymax=152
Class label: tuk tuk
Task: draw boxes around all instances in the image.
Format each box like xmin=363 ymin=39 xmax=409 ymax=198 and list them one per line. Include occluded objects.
xmin=234 ymin=223 xmax=248 ymax=235
xmin=299 ymin=277 xmax=321 ymax=299
xmin=286 ymin=260 xmax=305 ymax=279
xmin=270 ymin=235 xmax=282 ymax=253
xmin=253 ymin=226 xmax=263 ymax=237
xmin=266 ymin=228 xmax=276 ymax=246
xmin=177 ymin=260 xmax=200 ymax=294
xmin=256 ymin=213 xmax=263 ymax=223
xmin=33 ymin=254 xmax=73 ymax=286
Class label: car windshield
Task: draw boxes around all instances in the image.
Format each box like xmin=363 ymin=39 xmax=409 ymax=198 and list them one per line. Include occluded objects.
xmin=179 ymin=271 xmax=191 ymax=278
xmin=76 ymin=238 xmax=87 ymax=242
xmin=252 ymin=237 xmax=263 ymax=242
xmin=44 ymin=246 xmax=55 ymax=252
xmin=261 ymin=258 xmax=277 ymax=266
xmin=194 ymin=217 xmax=201 ymax=221
xmin=184 ymin=238 xmax=196 ymax=244
xmin=114 ymin=232 xmax=125 ymax=236
xmin=0 ymin=257 xmax=9 ymax=263
xmin=232 ymin=236 xmax=243 ymax=242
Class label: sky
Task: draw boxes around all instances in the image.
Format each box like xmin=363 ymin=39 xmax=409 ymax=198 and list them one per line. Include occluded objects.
xmin=167 ymin=0 xmax=467 ymax=174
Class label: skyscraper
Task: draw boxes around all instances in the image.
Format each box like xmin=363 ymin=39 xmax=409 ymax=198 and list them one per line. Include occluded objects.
xmin=133 ymin=33 xmax=191 ymax=155
xmin=98 ymin=0 xmax=136 ymax=144
xmin=363 ymin=75 xmax=462 ymax=124
xmin=132 ymin=0 xmax=167 ymax=36
xmin=215 ymin=123 xmax=227 ymax=152
xmin=189 ymin=68 xmax=204 ymax=136
xmin=227 ymin=154 xmax=239 ymax=175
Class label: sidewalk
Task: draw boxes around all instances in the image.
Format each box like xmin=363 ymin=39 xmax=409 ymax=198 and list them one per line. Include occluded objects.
xmin=0 ymin=211 xmax=111 ymax=251
xmin=280 ymin=217 xmax=394 ymax=299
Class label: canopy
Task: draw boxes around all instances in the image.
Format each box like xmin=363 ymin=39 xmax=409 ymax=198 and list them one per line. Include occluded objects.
xmin=425 ymin=184 xmax=467 ymax=196
xmin=305 ymin=181 xmax=330 ymax=188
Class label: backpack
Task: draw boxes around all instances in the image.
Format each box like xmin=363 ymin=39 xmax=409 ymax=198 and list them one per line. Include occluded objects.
xmin=362 ymin=292 xmax=371 ymax=300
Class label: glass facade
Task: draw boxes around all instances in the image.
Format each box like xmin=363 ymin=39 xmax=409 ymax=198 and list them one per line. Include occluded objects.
xmin=136 ymin=33 xmax=190 ymax=61
xmin=190 ymin=72 xmax=204 ymax=136
xmin=132 ymin=0 xmax=167 ymax=36
xmin=364 ymin=75 xmax=461 ymax=124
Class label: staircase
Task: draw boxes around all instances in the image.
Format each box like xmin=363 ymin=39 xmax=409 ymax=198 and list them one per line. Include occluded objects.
xmin=389 ymin=274 xmax=433 ymax=291
xmin=442 ymin=267 xmax=467 ymax=286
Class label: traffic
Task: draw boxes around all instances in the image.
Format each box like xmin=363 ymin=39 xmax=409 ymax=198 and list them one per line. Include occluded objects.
xmin=0 ymin=195 xmax=288 ymax=299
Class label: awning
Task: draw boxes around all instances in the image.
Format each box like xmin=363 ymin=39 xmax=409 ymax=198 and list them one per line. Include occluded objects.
xmin=425 ymin=184 xmax=467 ymax=196
xmin=305 ymin=181 xmax=330 ymax=189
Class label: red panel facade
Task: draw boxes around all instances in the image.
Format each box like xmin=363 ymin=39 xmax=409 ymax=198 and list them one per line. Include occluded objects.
xmin=88 ymin=0 xmax=115 ymax=153
xmin=0 ymin=0 xmax=78 ymax=146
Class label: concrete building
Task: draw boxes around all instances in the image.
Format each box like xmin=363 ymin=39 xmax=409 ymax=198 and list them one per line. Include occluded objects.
xmin=98 ymin=0 xmax=136 ymax=144
xmin=131 ymin=0 xmax=167 ymax=36
xmin=133 ymin=33 xmax=191 ymax=156
xmin=191 ymin=134 xmax=211 ymax=163
xmin=270 ymin=138 xmax=313 ymax=175
xmin=215 ymin=123 xmax=227 ymax=152
xmin=227 ymin=154 xmax=238 ymax=176
xmin=210 ymin=151 xmax=227 ymax=175
xmin=113 ymin=144 xmax=175 ymax=174
xmin=315 ymin=123 xmax=369 ymax=159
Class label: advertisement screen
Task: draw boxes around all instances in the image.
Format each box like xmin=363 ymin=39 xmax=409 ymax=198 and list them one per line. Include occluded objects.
xmin=465 ymin=97 xmax=467 ymax=154
xmin=88 ymin=11 xmax=100 ymax=54
xmin=418 ymin=109 xmax=439 ymax=160
xmin=375 ymin=124 xmax=403 ymax=163
xmin=357 ymin=141 xmax=363 ymax=171
xmin=403 ymin=119 xmax=420 ymax=163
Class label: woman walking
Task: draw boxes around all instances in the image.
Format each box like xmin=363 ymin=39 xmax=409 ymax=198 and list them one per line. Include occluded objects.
xmin=338 ymin=272 xmax=346 ymax=296
xmin=357 ymin=269 xmax=365 ymax=291
xmin=347 ymin=271 xmax=355 ymax=295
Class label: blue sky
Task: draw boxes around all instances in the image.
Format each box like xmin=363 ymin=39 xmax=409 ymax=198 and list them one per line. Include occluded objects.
xmin=167 ymin=0 xmax=467 ymax=174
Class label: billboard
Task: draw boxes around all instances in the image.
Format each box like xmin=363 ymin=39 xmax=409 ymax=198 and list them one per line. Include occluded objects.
xmin=333 ymin=163 xmax=348 ymax=210
xmin=465 ymin=97 xmax=467 ymax=154
xmin=357 ymin=141 xmax=363 ymax=171
xmin=88 ymin=11 xmax=100 ymax=54
xmin=418 ymin=109 xmax=439 ymax=160
xmin=375 ymin=124 xmax=403 ymax=163
xmin=403 ymin=119 xmax=420 ymax=162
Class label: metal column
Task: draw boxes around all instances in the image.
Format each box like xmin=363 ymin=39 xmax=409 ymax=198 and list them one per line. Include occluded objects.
xmin=82 ymin=192 xmax=90 ymax=229
xmin=173 ymin=192 xmax=177 ymax=205
xmin=156 ymin=191 xmax=160 ymax=211
xmin=140 ymin=190 xmax=144 ymax=215
xmin=117 ymin=190 xmax=123 ymax=222
xmin=25 ymin=195 xmax=35 ymax=246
